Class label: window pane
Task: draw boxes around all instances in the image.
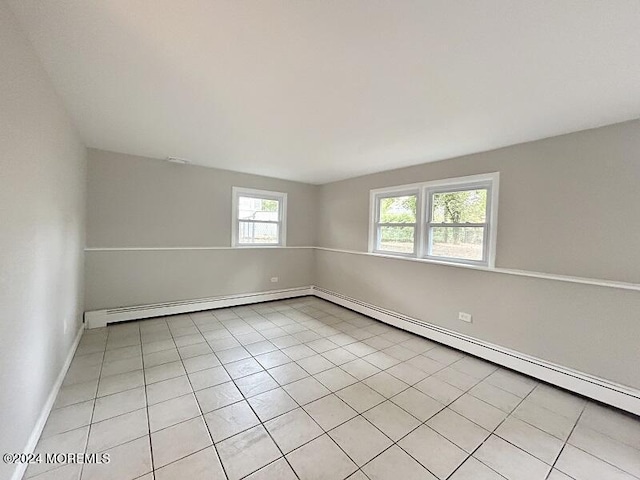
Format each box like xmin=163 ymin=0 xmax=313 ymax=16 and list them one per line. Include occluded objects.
xmin=238 ymin=221 xmax=278 ymax=244
xmin=379 ymin=195 xmax=417 ymax=223
xmin=379 ymin=225 xmax=415 ymax=253
xmin=429 ymin=226 xmax=484 ymax=261
xmin=431 ymin=189 xmax=487 ymax=224
xmin=238 ymin=196 xmax=279 ymax=221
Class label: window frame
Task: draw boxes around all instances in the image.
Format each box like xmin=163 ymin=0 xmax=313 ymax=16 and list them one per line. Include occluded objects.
xmin=370 ymin=188 xmax=420 ymax=257
xmin=232 ymin=186 xmax=287 ymax=247
xmin=369 ymin=172 xmax=499 ymax=267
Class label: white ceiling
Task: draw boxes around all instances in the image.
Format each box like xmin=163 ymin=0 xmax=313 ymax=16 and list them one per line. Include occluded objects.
xmin=9 ymin=1 xmax=640 ymax=184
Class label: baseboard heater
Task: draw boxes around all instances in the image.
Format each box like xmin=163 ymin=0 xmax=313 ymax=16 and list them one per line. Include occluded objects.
xmin=85 ymin=286 xmax=314 ymax=328
xmin=83 ymin=285 xmax=640 ymax=416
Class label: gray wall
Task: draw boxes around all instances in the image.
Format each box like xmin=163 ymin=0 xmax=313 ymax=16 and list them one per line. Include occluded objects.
xmin=319 ymin=119 xmax=640 ymax=283
xmin=87 ymin=149 xmax=318 ymax=248
xmin=316 ymin=120 xmax=640 ymax=390
xmin=85 ymin=149 xmax=318 ymax=310
xmin=0 ymin=2 xmax=87 ymax=479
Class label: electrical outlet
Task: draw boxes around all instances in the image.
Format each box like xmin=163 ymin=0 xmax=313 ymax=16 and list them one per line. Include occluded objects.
xmin=270 ymin=277 xmax=279 ymax=283
xmin=458 ymin=312 xmax=472 ymax=323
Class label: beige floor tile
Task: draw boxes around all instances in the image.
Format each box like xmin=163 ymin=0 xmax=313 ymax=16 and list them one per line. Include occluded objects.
xmin=146 ymin=374 xmax=192 ymax=405
xmin=414 ymin=376 xmax=464 ymax=404
xmin=363 ymin=351 xmax=400 ymax=370
xmin=282 ymin=344 xmax=316 ymax=360
xmin=314 ymin=367 xmax=357 ymax=391
xmin=287 ymin=434 xmax=357 ymax=480
xmin=336 ymin=382 xmax=385 ymax=413
xmin=391 ymin=387 xmax=444 ymax=421
xmin=27 ymin=463 xmax=82 ymax=480
xmin=406 ymin=354 xmax=446 ymax=375
xmin=284 ymin=376 xmax=331 ymax=405
xmin=265 ymin=408 xmax=324 ymax=453
xmin=87 ymin=408 xmax=148 ymax=453
xmin=149 ymin=393 xmax=200 ymax=432
xmin=182 ymin=353 xmax=221 ymax=373
xmin=449 ymin=457 xmax=504 ymax=480
xmin=100 ymin=356 xmax=143 ymax=377
xmin=154 ymin=446 xmax=226 ymax=480
xmin=217 ymin=425 xmax=282 ymax=480
xmin=512 ymin=400 xmax=576 ymax=440
xmin=196 ymin=381 xmax=243 ymax=413
xmin=496 ymin=416 xmax=564 ymax=464
xmin=92 ymin=387 xmax=146 ymax=423
xmin=142 ymin=348 xmax=180 ymax=368
xmin=234 ymin=371 xmax=279 ymax=397
xmin=363 ymin=371 xmax=408 ymax=398
xmin=144 ymin=360 xmax=186 ymax=384
xmin=340 ymin=358 xmax=381 ymax=380
xmin=81 ymin=436 xmax=151 ymax=480
xmin=363 ymin=400 xmax=420 ymax=441
xmin=41 ymin=400 xmax=94 ymax=438
xmin=568 ymin=422 xmax=640 ymax=477
xmin=362 ymin=445 xmax=436 ymax=480
xmin=245 ymin=458 xmax=297 ymax=479
xmin=399 ymin=425 xmax=468 ymax=479
xmin=151 ymin=417 xmax=212 ymax=468
xmin=97 ymin=370 xmax=144 ymax=398
xmin=474 ymin=435 xmax=550 ymax=480
xmin=304 ymin=394 xmax=358 ymax=431
xmin=427 ymin=408 xmax=491 ymax=453
xmin=204 ymin=400 xmax=260 ymax=442
xmin=329 ymin=416 xmax=392 ymax=466
xmin=247 ymin=387 xmax=299 ymax=422
xmin=449 ymin=394 xmax=507 ymax=431
xmin=527 ymin=384 xmax=586 ymax=421
xmin=578 ymin=401 xmax=640 ymax=449
xmin=433 ymin=367 xmax=480 ymax=391
xmin=322 ymin=347 xmax=358 ymax=365
xmin=54 ymin=379 xmax=98 ymax=409
xmin=468 ymin=381 xmax=521 ymax=413
xmin=245 ymin=340 xmax=278 ymax=356
xmin=188 ymin=366 xmax=231 ymax=391
xmin=225 ymin=357 xmax=264 ymax=379
xmin=485 ymin=369 xmax=537 ymax=398
xmin=255 ymin=350 xmax=292 ymax=369
xmin=296 ymin=355 xmax=335 ymax=375
xmin=268 ymin=362 xmax=309 ymax=385
xmin=28 ymin=426 xmax=89 ymax=477
xmin=449 ymin=356 xmax=497 ymax=380
xmin=385 ymin=362 xmax=429 ymax=385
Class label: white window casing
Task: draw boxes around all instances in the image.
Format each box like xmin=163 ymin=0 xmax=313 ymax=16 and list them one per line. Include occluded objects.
xmin=369 ymin=172 xmax=499 ymax=267
xmin=232 ymin=187 xmax=287 ymax=247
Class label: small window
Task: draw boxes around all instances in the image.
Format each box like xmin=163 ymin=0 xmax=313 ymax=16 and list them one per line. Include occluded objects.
xmin=232 ymin=187 xmax=287 ymax=246
xmin=369 ymin=173 xmax=498 ymax=266
xmin=372 ymin=191 xmax=418 ymax=255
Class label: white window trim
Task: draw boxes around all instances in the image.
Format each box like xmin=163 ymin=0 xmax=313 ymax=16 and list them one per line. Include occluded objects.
xmin=232 ymin=186 xmax=287 ymax=247
xmin=369 ymin=172 xmax=499 ymax=267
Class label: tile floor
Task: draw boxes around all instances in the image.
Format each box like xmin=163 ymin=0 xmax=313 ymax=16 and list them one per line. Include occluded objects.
xmin=27 ymin=297 xmax=640 ymax=480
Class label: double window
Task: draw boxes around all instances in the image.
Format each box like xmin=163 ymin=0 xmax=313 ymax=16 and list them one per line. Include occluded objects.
xmin=370 ymin=173 xmax=499 ymax=267
xmin=232 ymin=187 xmax=287 ymax=246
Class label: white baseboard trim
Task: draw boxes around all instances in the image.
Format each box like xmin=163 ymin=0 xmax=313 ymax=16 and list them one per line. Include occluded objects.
xmin=312 ymin=286 xmax=640 ymax=416
xmin=82 ymin=284 xmax=639 ymax=416
xmin=85 ymin=286 xmax=314 ymax=328
xmin=11 ymin=325 xmax=84 ymax=480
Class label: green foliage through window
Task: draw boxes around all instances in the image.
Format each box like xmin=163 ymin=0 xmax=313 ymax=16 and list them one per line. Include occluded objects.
xmin=431 ymin=189 xmax=486 ymax=224
xmin=379 ymin=195 xmax=417 ymax=223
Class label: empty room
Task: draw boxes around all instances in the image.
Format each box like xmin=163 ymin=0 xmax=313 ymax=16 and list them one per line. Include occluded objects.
xmin=2 ymin=1 xmax=640 ymax=480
